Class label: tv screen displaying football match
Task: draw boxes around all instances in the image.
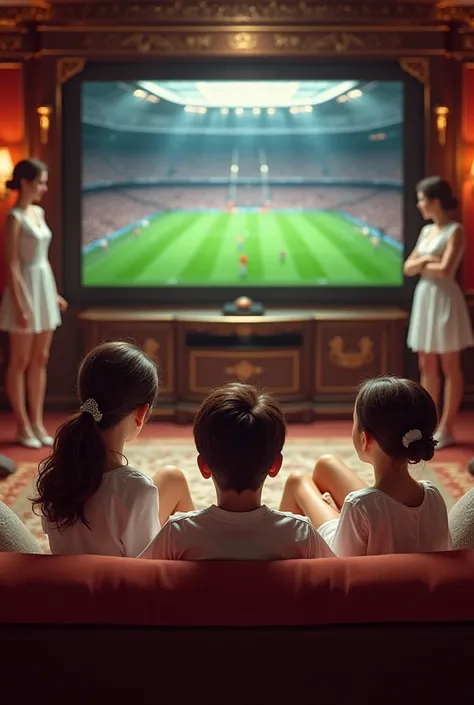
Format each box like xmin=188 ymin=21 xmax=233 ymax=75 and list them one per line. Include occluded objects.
xmin=81 ymin=79 xmax=403 ymax=288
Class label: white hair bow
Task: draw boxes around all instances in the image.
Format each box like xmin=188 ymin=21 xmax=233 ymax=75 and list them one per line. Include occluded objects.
xmin=402 ymin=429 xmax=422 ymax=448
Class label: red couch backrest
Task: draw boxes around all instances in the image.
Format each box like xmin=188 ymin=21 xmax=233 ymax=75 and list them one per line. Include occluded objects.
xmin=1 ymin=551 xmax=474 ymax=625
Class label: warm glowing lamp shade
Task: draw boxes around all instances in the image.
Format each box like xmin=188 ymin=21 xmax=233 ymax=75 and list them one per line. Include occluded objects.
xmin=0 ymin=147 xmax=14 ymax=199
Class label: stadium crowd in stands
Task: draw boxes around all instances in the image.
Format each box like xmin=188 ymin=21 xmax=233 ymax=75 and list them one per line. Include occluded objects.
xmin=83 ymin=145 xmax=401 ymax=186
xmin=83 ymin=185 xmax=402 ymax=246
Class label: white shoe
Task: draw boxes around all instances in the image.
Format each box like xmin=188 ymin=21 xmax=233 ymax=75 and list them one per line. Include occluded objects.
xmin=17 ymin=431 xmax=42 ymax=450
xmin=33 ymin=428 xmax=54 ymax=447
xmin=434 ymin=430 xmax=455 ymax=451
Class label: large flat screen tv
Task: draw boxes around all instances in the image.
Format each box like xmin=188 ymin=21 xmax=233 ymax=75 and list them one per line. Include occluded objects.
xmin=62 ymin=62 xmax=424 ymax=305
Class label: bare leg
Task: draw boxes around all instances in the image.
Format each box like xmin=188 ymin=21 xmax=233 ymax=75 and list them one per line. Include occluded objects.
xmin=312 ymin=454 xmax=368 ymax=510
xmin=418 ymin=352 xmax=440 ymax=410
xmin=153 ymin=465 xmax=194 ymax=526
xmin=27 ymin=331 xmax=54 ymax=433
xmin=6 ymin=333 xmax=34 ymax=435
xmin=280 ymin=470 xmax=339 ymax=529
xmin=439 ymin=351 xmax=463 ymax=437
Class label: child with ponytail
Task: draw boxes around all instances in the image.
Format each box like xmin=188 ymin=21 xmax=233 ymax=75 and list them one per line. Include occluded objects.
xmin=280 ymin=376 xmax=452 ymax=556
xmin=33 ymin=341 xmax=193 ymax=556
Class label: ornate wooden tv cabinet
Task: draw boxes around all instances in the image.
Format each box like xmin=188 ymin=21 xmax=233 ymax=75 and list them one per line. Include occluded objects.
xmin=78 ymin=307 xmax=408 ymax=422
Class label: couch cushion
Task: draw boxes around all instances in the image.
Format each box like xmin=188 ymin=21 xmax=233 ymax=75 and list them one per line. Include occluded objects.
xmin=0 ymin=551 xmax=473 ymax=626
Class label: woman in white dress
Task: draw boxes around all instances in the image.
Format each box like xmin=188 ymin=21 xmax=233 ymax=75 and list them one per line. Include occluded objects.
xmin=0 ymin=159 xmax=67 ymax=449
xmin=404 ymin=177 xmax=473 ymax=449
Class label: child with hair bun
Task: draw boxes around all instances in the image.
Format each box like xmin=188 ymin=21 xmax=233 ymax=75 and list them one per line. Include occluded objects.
xmin=33 ymin=341 xmax=193 ymax=556
xmin=280 ymin=376 xmax=451 ymax=556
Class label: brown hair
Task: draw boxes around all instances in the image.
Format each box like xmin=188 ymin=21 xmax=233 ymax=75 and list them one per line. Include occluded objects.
xmin=193 ymin=382 xmax=287 ymax=493
xmin=417 ymin=176 xmax=458 ymax=211
xmin=6 ymin=158 xmax=47 ymax=191
xmin=32 ymin=341 xmax=158 ymax=529
xmin=355 ymin=376 xmax=438 ymax=464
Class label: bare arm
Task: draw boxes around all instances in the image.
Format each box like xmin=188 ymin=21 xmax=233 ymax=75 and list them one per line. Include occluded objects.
xmin=4 ymin=214 xmax=28 ymax=326
xmin=37 ymin=206 xmax=68 ymax=312
xmin=403 ymin=248 xmax=439 ymax=277
xmin=422 ymin=226 xmax=464 ymax=279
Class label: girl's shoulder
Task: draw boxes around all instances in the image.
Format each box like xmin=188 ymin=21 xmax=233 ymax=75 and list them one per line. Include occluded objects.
xmin=103 ymin=466 xmax=156 ymax=491
xmin=7 ymin=207 xmax=24 ymax=223
xmin=419 ymin=480 xmax=445 ymax=502
xmin=447 ymin=221 xmax=464 ymax=236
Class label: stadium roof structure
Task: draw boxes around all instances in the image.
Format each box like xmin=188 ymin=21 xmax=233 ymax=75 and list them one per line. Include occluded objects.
xmin=137 ymin=80 xmax=360 ymax=108
xmin=82 ymin=80 xmax=402 ymax=135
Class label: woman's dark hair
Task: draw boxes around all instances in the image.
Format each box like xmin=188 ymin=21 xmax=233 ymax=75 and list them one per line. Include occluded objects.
xmin=5 ymin=158 xmax=47 ymax=191
xmin=355 ymin=376 xmax=438 ymax=464
xmin=417 ymin=176 xmax=458 ymax=211
xmin=194 ymin=382 xmax=287 ymax=493
xmin=32 ymin=341 xmax=158 ymax=529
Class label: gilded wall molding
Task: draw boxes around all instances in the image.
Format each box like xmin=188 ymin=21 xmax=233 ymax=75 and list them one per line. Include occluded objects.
xmin=82 ymin=31 xmax=214 ymax=53
xmin=0 ymin=4 xmax=48 ymax=27
xmin=227 ymin=31 xmax=258 ymax=51
xmin=0 ymin=33 xmax=22 ymax=52
xmin=462 ymin=34 xmax=474 ymax=52
xmin=0 ymin=29 xmax=29 ymax=55
xmin=273 ymin=31 xmax=404 ymax=53
xmin=37 ymin=27 xmax=447 ymax=57
xmin=47 ymin=1 xmax=442 ymax=25
xmin=436 ymin=5 xmax=474 ymax=27
xmin=399 ymin=57 xmax=429 ymax=84
xmin=0 ymin=1 xmax=466 ymax=32
xmin=57 ymin=57 xmax=85 ymax=84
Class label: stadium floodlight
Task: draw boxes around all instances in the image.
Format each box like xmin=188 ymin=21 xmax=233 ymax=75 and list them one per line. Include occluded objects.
xmin=196 ymin=81 xmax=300 ymax=108
xmin=336 ymin=95 xmax=349 ymax=103
xmin=267 ymin=107 xmax=276 ymax=116
xmin=138 ymin=79 xmax=360 ymax=109
xmin=305 ymin=106 xmax=313 ymax=112
xmin=184 ymin=105 xmax=193 ymax=112
xmin=348 ymin=89 xmax=363 ymax=99
xmin=260 ymin=165 xmax=269 ymax=173
xmin=198 ymin=107 xmax=207 ymax=114
xmin=134 ymin=89 xmax=147 ymax=99
xmin=221 ymin=107 xmax=229 ymax=115
xmin=147 ymin=95 xmax=159 ymax=103
xmin=231 ymin=165 xmax=239 ymax=173
xmin=235 ymin=107 xmax=244 ymax=116
xmin=289 ymin=107 xmax=297 ymax=114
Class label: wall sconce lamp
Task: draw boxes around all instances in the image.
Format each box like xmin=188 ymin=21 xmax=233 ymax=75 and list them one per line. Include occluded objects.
xmin=434 ymin=105 xmax=449 ymax=147
xmin=468 ymin=158 xmax=474 ymax=196
xmin=37 ymin=105 xmax=52 ymax=145
xmin=0 ymin=147 xmax=14 ymax=200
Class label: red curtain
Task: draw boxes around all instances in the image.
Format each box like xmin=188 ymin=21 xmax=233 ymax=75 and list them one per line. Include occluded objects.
xmin=0 ymin=66 xmax=25 ymax=293
xmin=462 ymin=66 xmax=474 ymax=291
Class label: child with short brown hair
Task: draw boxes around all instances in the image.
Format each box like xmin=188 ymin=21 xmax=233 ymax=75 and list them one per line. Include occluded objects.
xmin=140 ymin=382 xmax=334 ymax=560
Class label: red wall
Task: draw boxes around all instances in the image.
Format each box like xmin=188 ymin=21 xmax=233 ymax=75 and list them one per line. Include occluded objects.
xmin=462 ymin=65 xmax=474 ymax=292
xmin=0 ymin=65 xmax=26 ymax=292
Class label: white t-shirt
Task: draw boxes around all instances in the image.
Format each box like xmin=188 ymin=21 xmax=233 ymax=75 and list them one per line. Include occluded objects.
xmin=139 ymin=504 xmax=334 ymax=561
xmin=42 ymin=466 xmax=160 ymax=557
xmin=318 ymin=481 xmax=452 ymax=557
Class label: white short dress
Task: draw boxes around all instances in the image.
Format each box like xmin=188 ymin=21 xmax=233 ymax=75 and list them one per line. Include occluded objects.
xmin=0 ymin=206 xmax=61 ymax=334
xmin=407 ymin=222 xmax=473 ymax=354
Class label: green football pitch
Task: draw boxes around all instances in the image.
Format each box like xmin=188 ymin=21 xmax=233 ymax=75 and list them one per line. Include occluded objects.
xmin=82 ymin=210 xmax=403 ymax=287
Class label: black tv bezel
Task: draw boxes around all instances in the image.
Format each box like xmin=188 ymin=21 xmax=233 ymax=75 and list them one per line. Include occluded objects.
xmin=62 ymin=60 xmax=423 ymax=307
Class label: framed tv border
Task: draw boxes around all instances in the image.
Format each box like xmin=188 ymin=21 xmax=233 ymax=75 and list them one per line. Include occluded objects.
xmin=62 ymin=60 xmax=424 ymax=307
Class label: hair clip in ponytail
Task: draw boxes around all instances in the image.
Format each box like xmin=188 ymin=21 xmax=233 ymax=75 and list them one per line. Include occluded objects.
xmin=402 ymin=428 xmax=422 ymax=448
xmin=80 ymin=398 xmax=103 ymax=423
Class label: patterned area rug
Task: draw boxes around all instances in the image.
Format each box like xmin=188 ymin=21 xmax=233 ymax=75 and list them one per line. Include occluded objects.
xmin=0 ymin=438 xmax=471 ymax=553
